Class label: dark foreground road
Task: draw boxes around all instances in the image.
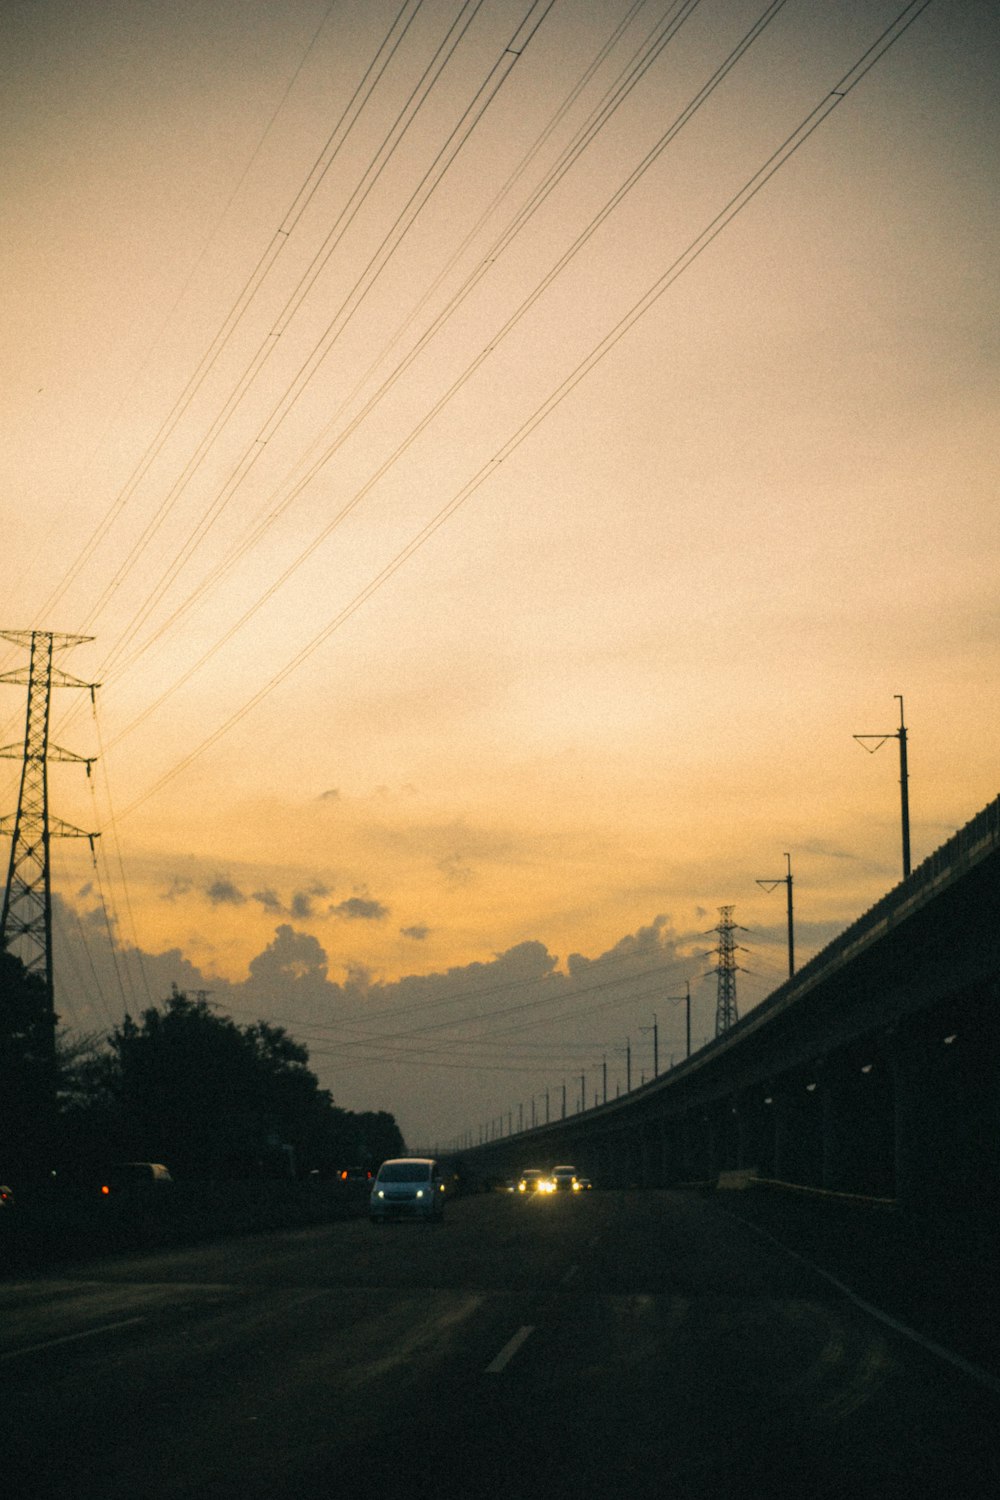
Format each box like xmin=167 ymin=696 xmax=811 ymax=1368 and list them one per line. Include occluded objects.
xmin=2 ymin=1189 xmax=997 ymax=1499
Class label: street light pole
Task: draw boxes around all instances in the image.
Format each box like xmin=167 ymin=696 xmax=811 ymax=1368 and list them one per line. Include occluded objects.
xmin=640 ymin=1015 xmax=659 ymax=1078
xmin=854 ymin=693 xmax=912 ymax=879
xmin=667 ymin=982 xmax=692 ymax=1060
xmin=756 ymin=852 xmax=795 ymax=978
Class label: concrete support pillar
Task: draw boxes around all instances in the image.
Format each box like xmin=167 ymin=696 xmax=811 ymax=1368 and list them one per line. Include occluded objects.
xmin=891 ymin=998 xmax=1000 ymax=1211
xmin=638 ymin=1129 xmax=651 ymax=1188
xmin=821 ymin=1053 xmax=894 ymax=1197
xmin=772 ymin=1077 xmax=823 ymax=1188
xmin=736 ymin=1092 xmax=768 ymax=1175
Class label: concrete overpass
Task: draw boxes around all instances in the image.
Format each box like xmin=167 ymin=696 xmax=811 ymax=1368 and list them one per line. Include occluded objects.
xmin=455 ymin=796 xmax=1000 ymax=1211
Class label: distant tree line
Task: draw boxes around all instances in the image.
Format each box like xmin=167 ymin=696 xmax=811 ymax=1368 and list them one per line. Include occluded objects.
xmin=1 ymin=954 xmax=404 ymax=1182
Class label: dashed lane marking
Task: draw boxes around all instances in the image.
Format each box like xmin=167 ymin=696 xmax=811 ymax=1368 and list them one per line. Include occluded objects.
xmin=1 ymin=1316 xmax=147 ymax=1362
xmin=485 ymin=1324 xmax=535 ymax=1374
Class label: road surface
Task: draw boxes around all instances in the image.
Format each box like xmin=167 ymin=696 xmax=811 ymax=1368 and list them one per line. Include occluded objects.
xmin=2 ymin=1188 xmax=997 ymax=1498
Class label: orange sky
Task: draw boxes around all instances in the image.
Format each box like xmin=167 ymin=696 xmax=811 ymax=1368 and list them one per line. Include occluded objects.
xmin=1 ymin=0 xmax=997 ymax=1147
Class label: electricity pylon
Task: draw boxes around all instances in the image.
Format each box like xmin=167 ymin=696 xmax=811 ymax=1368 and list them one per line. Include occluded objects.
xmin=709 ymin=905 xmax=744 ymax=1037
xmin=0 ymin=630 xmax=99 ymax=1072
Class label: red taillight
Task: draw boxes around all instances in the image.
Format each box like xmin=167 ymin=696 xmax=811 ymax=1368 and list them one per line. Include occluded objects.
xmin=100 ymin=1184 xmax=110 ymax=1196
xmin=340 ymin=1170 xmax=348 ymax=1181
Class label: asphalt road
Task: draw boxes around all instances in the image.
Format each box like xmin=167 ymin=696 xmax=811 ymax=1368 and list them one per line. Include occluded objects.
xmin=2 ymin=1189 xmax=997 ymax=1499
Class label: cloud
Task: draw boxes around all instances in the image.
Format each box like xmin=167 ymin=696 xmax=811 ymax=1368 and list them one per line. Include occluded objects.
xmin=569 ymin=914 xmax=673 ymax=966
xmin=246 ymin=924 xmax=328 ymax=986
xmin=291 ymin=890 xmax=316 ymax=920
xmin=161 ymin=875 xmax=194 ymax=902
xmin=799 ymin=839 xmax=865 ymax=864
xmin=82 ymin=902 xmax=111 ymax=931
xmin=252 ymin=888 xmax=285 ymax=914
xmin=331 ymin=897 xmax=389 ymax=922
xmin=438 ymin=852 xmax=474 ymax=887
xmin=318 ymin=788 xmax=340 ymax=801
xmin=205 ymin=878 xmax=246 ymax=906
xmin=400 ymin=924 xmax=430 ymax=941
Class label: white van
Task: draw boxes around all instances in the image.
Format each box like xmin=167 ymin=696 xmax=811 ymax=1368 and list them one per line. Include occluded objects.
xmin=370 ymin=1157 xmax=446 ymax=1223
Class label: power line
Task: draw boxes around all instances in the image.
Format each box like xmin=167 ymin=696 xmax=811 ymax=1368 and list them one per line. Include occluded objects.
xmin=115 ymin=0 xmax=934 ymax=819
xmin=25 ymin=0 xmax=350 ymax=634
xmin=91 ymin=0 xmax=686 ymax=700
xmin=52 ymin=0 xmax=702 ymax=748
xmin=77 ymin=0 xmax=500 ymax=660
xmin=94 ymin=0 xmax=782 ymax=759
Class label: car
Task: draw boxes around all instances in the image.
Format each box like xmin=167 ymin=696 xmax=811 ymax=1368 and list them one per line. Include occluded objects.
xmin=99 ymin=1162 xmax=173 ymax=1199
xmin=550 ymin=1164 xmax=578 ymax=1192
xmin=370 ymin=1157 xmax=446 ymax=1222
xmin=0 ymin=1183 xmax=14 ymax=1210
xmin=576 ymin=1176 xmax=593 ymax=1191
xmin=516 ymin=1168 xmax=549 ymax=1194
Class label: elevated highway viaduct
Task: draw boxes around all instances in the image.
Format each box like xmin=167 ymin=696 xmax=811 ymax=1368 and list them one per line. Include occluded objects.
xmin=457 ymin=797 xmax=1000 ymax=1212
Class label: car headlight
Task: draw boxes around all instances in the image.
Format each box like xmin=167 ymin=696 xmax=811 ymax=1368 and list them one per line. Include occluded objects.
xmin=377 ymin=1190 xmax=385 ymax=1199
xmin=416 ymin=1189 xmax=424 ymax=1198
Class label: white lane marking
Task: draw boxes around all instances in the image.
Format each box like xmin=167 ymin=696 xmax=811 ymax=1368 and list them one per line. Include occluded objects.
xmin=1 ymin=1316 xmax=147 ymax=1363
xmin=561 ymin=1263 xmax=579 ymax=1285
xmin=736 ymin=1215 xmax=1000 ymax=1399
xmin=485 ymin=1324 xmax=535 ymax=1374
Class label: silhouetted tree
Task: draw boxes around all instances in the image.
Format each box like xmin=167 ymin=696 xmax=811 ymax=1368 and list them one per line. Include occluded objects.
xmin=77 ymin=988 xmax=404 ymax=1178
xmin=0 ymin=947 xmax=58 ymax=1178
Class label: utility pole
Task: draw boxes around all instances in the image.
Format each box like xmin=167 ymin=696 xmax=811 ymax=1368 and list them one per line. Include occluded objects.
xmin=1 ymin=630 xmax=99 ymax=1083
xmin=756 ymin=853 xmax=794 ymax=978
xmin=667 ymin=981 xmax=692 ymax=1059
xmin=640 ymin=1014 xmax=659 ymax=1077
xmin=602 ymin=1053 xmax=607 ymax=1104
xmin=708 ymin=906 xmax=744 ymax=1037
xmin=854 ymin=694 xmax=911 ymax=878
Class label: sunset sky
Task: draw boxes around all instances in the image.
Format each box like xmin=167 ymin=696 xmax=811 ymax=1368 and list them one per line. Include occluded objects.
xmin=1 ymin=0 xmax=997 ymax=1149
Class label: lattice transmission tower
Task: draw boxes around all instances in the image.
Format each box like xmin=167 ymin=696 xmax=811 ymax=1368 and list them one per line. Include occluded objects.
xmin=0 ymin=630 xmax=99 ymax=1062
xmin=709 ymin=904 xmax=744 ymax=1037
